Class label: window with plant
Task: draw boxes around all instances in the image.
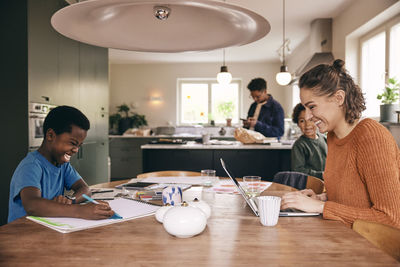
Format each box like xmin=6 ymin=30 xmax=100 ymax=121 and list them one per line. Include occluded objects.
xmin=177 ymin=79 xmax=241 ymax=125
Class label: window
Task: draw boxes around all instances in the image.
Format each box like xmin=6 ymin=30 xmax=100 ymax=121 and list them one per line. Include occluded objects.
xmin=361 ymin=16 xmax=400 ymax=118
xmin=177 ymin=79 xmax=241 ymax=125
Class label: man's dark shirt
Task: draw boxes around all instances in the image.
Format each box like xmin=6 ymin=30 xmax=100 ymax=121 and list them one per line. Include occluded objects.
xmin=247 ymin=95 xmax=284 ymax=137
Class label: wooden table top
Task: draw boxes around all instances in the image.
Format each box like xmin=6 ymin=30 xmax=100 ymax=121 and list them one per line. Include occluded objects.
xmin=0 ymin=180 xmax=398 ymax=266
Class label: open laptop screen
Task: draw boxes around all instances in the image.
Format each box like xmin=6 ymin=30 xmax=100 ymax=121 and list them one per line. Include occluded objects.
xmin=220 ymin=158 xmax=320 ymax=217
xmin=220 ymin=158 xmax=259 ymax=216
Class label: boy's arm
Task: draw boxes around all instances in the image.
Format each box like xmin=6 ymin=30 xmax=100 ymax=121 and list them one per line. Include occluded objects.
xmin=70 ymin=178 xmax=91 ymax=204
xmin=20 ymin=187 xmax=114 ymax=219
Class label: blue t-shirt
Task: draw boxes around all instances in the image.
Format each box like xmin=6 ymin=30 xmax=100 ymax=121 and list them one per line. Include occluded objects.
xmin=8 ymin=150 xmax=81 ymax=223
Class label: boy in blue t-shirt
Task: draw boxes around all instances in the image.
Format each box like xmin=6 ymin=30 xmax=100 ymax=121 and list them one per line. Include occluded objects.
xmin=8 ymin=106 xmax=114 ymax=223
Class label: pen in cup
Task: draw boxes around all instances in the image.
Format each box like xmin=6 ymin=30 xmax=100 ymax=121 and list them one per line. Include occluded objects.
xmin=82 ymin=194 xmax=123 ymax=219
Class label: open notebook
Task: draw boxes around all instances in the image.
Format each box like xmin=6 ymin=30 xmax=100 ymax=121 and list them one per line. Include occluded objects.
xmin=27 ymin=198 xmax=160 ymax=233
xmin=220 ymin=158 xmax=320 ymax=217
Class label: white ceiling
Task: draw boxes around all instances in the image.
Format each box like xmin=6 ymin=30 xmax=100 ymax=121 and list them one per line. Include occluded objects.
xmin=109 ymin=0 xmax=356 ymax=64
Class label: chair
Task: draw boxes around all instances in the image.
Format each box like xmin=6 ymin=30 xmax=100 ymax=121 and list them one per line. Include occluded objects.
xmin=272 ymin=171 xmax=324 ymax=194
xmin=137 ymin=170 xmax=201 ymax=178
xmin=353 ymin=220 xmax=400 ymax=261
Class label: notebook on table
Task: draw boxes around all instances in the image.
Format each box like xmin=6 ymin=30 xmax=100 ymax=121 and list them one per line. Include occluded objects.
xmin=220 ymin=158 xmax=320 ymax=217
xmin=27 ymin=198 xmax=160 ymax=233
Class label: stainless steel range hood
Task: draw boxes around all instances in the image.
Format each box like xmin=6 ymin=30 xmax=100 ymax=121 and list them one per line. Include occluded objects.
xmin=290 ymin=19 xmax=335 ymax=83
xmin=296 ymin=52 xmax=334 ymax=77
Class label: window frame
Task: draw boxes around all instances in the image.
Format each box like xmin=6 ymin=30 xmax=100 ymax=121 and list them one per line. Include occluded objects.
xmin=359 ymin=15 xmax=400 ymax=119
xmin=176 ymin=78 xmax=242 ymax=125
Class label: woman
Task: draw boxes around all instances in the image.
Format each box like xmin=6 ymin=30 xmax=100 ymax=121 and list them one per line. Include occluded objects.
xmin=291 ymin=103 xmax=327 ymax=179
xmin=281 ymin=59 xmax=400 ymax=229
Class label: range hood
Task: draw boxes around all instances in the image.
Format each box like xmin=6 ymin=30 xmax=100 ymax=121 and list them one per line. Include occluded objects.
xmin=296 ymin=52 xmax=334 ymax=77
xmin=290 ymin=19 xmax=334 ymax=83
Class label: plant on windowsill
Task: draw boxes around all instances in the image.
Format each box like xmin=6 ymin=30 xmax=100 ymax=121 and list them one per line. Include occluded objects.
xmin=109 ymin=104 xmax=148 ymax=135
xmin=377 ymin=77 xmax=400 ymax=123
xmin=217 ymin=101 xmax=234 ymax=127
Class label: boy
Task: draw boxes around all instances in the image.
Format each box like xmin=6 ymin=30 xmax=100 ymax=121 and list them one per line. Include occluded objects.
xmin=290 ymin=103 xmax=327 ymax=179
xmin=8 ymin=106 xmax=114 ymax=223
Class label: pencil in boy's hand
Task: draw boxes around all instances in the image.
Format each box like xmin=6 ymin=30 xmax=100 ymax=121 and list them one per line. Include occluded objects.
xmin=82 ymin=194 xmax=123 ymax=219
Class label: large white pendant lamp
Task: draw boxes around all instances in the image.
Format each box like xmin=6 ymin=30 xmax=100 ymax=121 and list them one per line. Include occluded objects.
xmin=217 ymin=49 xmax=232 ymax=85
xmin=276 ymin=0 xmax=292 ymax=86
xmin=51 ymin=0 xmax=271 ymax=53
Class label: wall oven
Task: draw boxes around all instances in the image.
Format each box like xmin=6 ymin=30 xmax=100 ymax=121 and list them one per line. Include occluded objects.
xmin=29 ymin=103 xmax=56 ymax=149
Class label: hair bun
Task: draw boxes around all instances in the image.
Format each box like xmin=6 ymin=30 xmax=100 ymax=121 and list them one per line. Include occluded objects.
xmin=332 ymin=59 xmax=345 ymax=71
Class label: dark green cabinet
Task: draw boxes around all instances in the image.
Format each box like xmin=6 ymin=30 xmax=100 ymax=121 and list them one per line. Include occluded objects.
xmin=143 ymin=148 xmax=291 ymax=181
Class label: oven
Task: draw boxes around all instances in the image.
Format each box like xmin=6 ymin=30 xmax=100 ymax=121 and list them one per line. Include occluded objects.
xmin=29 ymin=103 xmax=56 ymax=149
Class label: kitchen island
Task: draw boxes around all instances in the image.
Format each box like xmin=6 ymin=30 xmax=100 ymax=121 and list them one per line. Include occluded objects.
xmin=141 ymin=141 xmax=292 ymax=180
xmin=109 ymin=135 xmax=236 ymax=180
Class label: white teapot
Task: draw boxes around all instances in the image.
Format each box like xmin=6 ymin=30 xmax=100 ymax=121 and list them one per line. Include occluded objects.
xmin=163 ymin=202 xmax=207 ymax=238
xmin=155 ymin=204 xmax=173 ymax=223
xmin=187 ymin=198 xmax=211 ymax=219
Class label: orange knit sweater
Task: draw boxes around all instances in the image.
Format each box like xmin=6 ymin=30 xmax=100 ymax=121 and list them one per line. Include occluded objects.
xmin=323 ymin=118 xmax=400 ymax=229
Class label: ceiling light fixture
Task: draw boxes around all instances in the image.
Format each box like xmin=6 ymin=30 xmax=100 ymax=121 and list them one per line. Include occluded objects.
xmin=217 ymin=49 xmax=232 ymax=85
xmin=275 ymin=0 xmax=292 ymax=86
xmin=51 ymin=0 xmax=271 ymax=53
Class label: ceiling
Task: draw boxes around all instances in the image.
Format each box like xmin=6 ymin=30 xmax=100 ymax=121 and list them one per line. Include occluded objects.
xmin=109 ymin=0 xmax=356 ymax=64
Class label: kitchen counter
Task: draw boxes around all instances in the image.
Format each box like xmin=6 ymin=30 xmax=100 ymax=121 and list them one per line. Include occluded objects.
xmin=141 ymin=141 xmax=292 ymax=180
xmin=109 ymin=135 xmax=235 ymax=138
xmin=141 ymin=141 xmax=292 ymax=150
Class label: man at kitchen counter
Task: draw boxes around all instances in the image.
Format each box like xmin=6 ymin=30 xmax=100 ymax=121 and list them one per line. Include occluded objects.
xmin=243 ymin=78 xmax=284 ymax=137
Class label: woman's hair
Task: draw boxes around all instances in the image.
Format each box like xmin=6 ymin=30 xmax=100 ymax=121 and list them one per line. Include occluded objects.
xmin=299 ymin=59 xmax=366 ymax=124
xmin=292 ymin=103 xmax=305 ymax=124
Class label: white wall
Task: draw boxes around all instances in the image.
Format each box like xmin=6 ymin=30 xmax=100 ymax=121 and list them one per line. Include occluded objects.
xmin=286 ymin=0 xmax=399 ymax=82
xmin=332 ymin=0 xmax=398 ymax=61
xmin=109 ymin=62 xmax=289 ymax=127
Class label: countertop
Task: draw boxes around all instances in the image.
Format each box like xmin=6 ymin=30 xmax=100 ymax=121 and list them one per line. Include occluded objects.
xmin=141 ymin=141 xmax=292 ymax=150
xmin=109 ymin=135 xmax=235 ymax=138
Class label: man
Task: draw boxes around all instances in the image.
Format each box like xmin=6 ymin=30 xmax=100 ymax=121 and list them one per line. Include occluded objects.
xmin=243 ymin=78 xmax=284 ymax=137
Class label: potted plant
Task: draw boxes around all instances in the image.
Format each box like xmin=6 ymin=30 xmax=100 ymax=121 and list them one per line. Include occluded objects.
xmin=217 ymin=101 xmax=235 ymax=126
xmin=377 ymin=77 xmax=400 ymax=123
xmin=109 ymin=104 xmax=148 ymax=135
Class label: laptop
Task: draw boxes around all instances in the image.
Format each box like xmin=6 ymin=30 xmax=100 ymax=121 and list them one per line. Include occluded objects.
xmin=220 ymin=158 xmax=320 ymax=217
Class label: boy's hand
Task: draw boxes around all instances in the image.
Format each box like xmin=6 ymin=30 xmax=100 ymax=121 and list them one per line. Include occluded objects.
xmin=79 ymin=201 xmax=114 ymax=220
xmin=52 ymin=195 xmax=73 ymax=205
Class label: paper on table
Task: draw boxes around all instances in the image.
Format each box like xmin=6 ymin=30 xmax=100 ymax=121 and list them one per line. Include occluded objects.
xmin=140 ymin=176 xmax=205 ymax=185
xmin=27 ymin=198 xmax=160 ymax=233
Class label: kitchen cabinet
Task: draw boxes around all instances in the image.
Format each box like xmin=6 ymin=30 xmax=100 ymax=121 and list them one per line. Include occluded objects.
xmin=142 ymin=144 xmax=292 ymax=181
xmin=28 ymin=0 xmax=109 ymax=185
xmin=109 ymin=136 xmax=237 ymax=180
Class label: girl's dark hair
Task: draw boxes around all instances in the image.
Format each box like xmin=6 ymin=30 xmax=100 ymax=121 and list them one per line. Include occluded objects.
xmin=299 ymin=59 xmax=366 ymax=124
xmin=292 ymin=103 xmax=305 ymax=124
xmin=43 ymin=105 xmax=90 ymax=135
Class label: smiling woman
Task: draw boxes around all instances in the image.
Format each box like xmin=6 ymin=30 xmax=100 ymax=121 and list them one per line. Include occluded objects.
xmin=281 ymin=59 xmax=400 ymax=230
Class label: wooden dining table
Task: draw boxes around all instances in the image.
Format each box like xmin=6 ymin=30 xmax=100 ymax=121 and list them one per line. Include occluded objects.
xmin=0 ymin=179 xmax=398 ymax=266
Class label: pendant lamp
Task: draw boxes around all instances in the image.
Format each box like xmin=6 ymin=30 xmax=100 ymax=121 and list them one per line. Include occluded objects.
xmin=276 ymin=0 xmax=292 ymax=86
xmin=51 ymin=0 xmax=271 ymax=53
xmin=217 ymin=49 xmax=232 ymax=85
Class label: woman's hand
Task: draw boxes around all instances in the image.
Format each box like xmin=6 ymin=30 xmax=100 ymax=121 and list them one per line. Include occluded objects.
xmin=52 ymin=195 xmax=72 ymax=205
xmin=78 ymin=201 xmax=114 ymax=220
xmin=281 ymin=191 xmax=325 ymax=213
xmin=300 ymin=189 xmax=327 ymax=201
